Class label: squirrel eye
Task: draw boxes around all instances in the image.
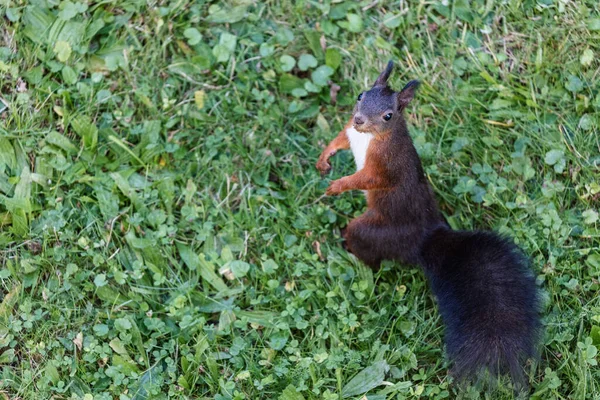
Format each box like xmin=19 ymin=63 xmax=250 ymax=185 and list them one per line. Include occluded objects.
xmin=357 ymin=93 xmax=363 ymax=101
xmin=383 ymin=113 xmax=393 ymax=121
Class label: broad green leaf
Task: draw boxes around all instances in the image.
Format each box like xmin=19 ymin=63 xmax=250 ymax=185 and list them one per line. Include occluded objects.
xmin=279 ymin=73 xmax=305 ymax=93
xmin=566 ymin=75 xmax=583 ymax=93
xmin=70 ymin=115 xmax=98 ymax=150
xmin=54 ymin=40 xmax=72 ymax=62
xmin=235 ymin=310 xmax=278 ymax=328
xmin=109 ymin=338 xmax=129 ymax=357
xmin=85 ymin=18 xmax=105 ymax=41
xmin=0 ymin=137 xmax=17 ymax=170
xmin=291 ymin=88 xmax=308 ymax=98
xmin=194 ymin=90 xmax=205 ymax=110
xmin=279 ymin=55 xmax=296 ymax=72
xmin=583 ymin=210 xmax=598 ymax=225
xmin=108 ymin=135 xmax=146 ymax=167
xmin=206 ymin=5 xmax=247 ymax=23
xmin=316 ymin=113 xmax=330 ymax=132
xmin=5 ymin=8 xmax=20 ymax=22
xmin=230 ymin=260 xmax=250 ymax=278
xmin=194 ymin=331 xmax=210 ymax=362
xmin=453 ymin=57 xmax=468 ymax=76
xmin=46 ymin=131 xmax=78 ymax=154
xmin=262 ymin=259 xmax=279 ymax=274
xmin=58 ymin=1 xmax=79 ymax=21
xmin=62 ymin=65 xmax=78 ymax=85
xmin=279 ymin=385 xmax=305 ymax=400
xmin=451 ymin=137 xmax=470 ymax=153
xmin=275 ymin=27 xmax=294 ymax=46
xmin=0 ymin=349 xmax=15 ymax=364
xmin=325 ymin=48 xmax=342 ymax=70
xmin=22 ymin=6 xmax=55 ymax=45
xmin=220 ymin=33 xmax=237 ymax=52
xmin=298 ymin=54 xmax=318 ymax=71
xmin=490 ymin=98 xmax=513 ymax=110
xmin=213 ymin=32 xmax=237 ymax=63
xmin=383 ymin=13 xmax=402 ymax=29
xmin=131 ymin=364 xmax=160 ymax=400
xmin=183 ymin=27 xmax=202 ymax=45
xmin=579 ymin=114 xmax=594 ymax=131
xmin=218 ymin=310 xmax=235 ymax=332
xmin=14 ymin=166 xmax=32 ymax=199
xmin=94 ymin=274 xmax=107 ymax=287
xmin=111 ymin=173 xmax=142 ymax=209
xmin=581 ymin=49 xmax=594 ymax=66
xmin=304 ymin=81 xmax=320 ymax=93
xmin=588 ymin=18 xmax=600 ymax=31
xmin=400 ymin=320 xmax=415 ymax=337
xmin=341 ymin=360 xmax=390 ymax=398
xmin=177 ymin=243 xmax=228 ymax=292
xmin=210 ymin=44 xmax=230 ymax=62
xmin=45 ymin=362 xmax=60 ymax=384
xmin=311 ymin=65 xmax=334 ymax=87
xmin=184 ymin=179 xmax=197 ymax=205
xmin=259 ymin=43 xmax=275 ymax=57
xmin=56 ymin=20 xmax=86 ymax=49
xmin=113 ymin=354 xmax=139 ymax=374
xmin=591 ymin=325 xmax=600 ymax=346
xmin=544 ymin=150 xmax=563 ymax=164
xmin=95 ymin=286 xmax=126 ymax=304
xmin=93 ymin=324 xmax=109 ymax=336
xmin=9 ymin=208 xmax=28 ymax=237
xmin=454 ymin=0 xmax=474 ymax=22
xmin=93 ymin=184 xmax=118 ymax=221
xmin=114 ymin=318 xmax=132 ymax=332
xmin=586 ymin=253 xmax=600 ymax=273
xmin=340 ymin=13 xmax=363 ymax=33
xmin=303 ymin=30 xmax=324 ymax=60
xmin=0 ymin=283 xmax=20 ymax=320
xmin=177 ymin=243 xmax=199 ymax=271
xmin=268 ymin=331 xmax=288 ymax=350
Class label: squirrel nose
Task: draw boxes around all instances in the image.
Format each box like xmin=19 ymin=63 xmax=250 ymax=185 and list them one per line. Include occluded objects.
xmin=354 ymin=115 xmax=365 ymax=125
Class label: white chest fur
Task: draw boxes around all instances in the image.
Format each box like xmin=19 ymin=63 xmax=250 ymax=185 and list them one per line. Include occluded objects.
xmin=346 ymin=127 xmax=374 ymax=171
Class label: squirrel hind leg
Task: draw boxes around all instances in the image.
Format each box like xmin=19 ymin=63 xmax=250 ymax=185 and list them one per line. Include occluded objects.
xmin=340 ymin=226 xmax=350 ymax=248
xmin=343 ymin=216 xmax=387 ymax=269
xmin=345 ymin=214 xmax=424 ymax=268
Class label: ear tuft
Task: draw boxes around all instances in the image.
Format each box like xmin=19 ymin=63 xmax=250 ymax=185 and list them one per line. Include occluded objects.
xmin=397 ymin=80 xmax=420 ymax=109
xmin=374 ymin=60 xmax=394 ymax=87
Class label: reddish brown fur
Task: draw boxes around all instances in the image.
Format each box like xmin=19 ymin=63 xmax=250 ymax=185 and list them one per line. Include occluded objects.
xmin=316 ymin=62 xmax=541 ymax=388
xmin=316 ymin=68 xmax=444 ymax=269
xmin=324 ymin=132 xmax=392 ymax=197
xmin=318 ymin=122 xmax=444 ymax=268
xmin=316 ymin=119 xmax=351 ymax=175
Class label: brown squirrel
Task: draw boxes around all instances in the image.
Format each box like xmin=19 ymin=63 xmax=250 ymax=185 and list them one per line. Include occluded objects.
xmin=316 ymin=61 xmax=541 ymax=388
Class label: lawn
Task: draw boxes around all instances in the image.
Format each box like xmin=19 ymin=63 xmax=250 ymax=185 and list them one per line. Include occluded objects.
xmin=1 ymin=0 xmax=600 ymax=399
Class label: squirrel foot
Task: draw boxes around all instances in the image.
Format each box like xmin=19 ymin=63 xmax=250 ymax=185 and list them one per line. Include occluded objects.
xmin=340 ymin=227 xmax=354 ymax=254
xmin=316 ymin=159 xmax=332 ymax=176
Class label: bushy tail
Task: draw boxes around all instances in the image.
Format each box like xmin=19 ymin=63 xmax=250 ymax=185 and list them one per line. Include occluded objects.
xmin=447 ymin=326 xmax=537 ymax=387
xmin=420 ymin=228 xmax=542 ymax=387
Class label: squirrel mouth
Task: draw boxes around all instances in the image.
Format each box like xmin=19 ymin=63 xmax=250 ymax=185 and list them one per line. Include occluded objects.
xmin=353 ymin=125 xmax=370 ymax=133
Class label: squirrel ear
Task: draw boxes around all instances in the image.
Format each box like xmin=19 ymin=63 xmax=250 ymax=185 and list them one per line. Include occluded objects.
xmin=397 ymin=80 xmax=420 ymax=109
xmin=374 ymin=60 xmax=394 ymax=87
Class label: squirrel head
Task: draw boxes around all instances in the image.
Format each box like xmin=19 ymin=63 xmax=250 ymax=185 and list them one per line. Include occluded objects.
xmin=352 ymin=61 xmax=419 ymax=135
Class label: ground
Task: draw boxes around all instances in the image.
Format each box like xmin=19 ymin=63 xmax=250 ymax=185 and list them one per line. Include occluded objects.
xmin=1 ymin=1 xmax=600 ymax=399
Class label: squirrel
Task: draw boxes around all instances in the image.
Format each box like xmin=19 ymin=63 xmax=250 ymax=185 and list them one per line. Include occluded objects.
xmin=316 ymin=61 xmax=541 ymax=387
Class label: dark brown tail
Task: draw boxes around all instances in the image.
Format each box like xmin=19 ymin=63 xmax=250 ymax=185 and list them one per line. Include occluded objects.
xmin=420 ymin=228 xmax=542 ymax=388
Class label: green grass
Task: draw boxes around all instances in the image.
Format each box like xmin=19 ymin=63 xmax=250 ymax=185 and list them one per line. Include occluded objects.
xmin=1 ymin=0 xmax=600 ymax=399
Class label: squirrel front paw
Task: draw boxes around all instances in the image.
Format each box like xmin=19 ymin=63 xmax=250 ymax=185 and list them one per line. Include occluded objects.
xmin=316 ymin=158 xmax=332 ymax=175
xmin=326 ymin=179 xmax=344 ymax=196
